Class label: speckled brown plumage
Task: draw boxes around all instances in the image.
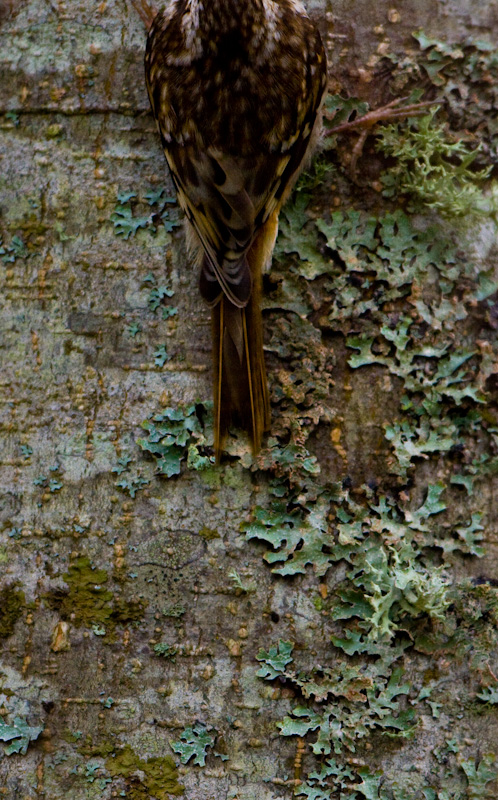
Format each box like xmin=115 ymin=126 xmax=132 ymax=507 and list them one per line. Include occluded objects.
xmin=144 ymin=0 xmax=327 ymax=457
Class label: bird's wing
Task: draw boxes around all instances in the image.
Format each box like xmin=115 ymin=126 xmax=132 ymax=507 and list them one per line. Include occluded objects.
xmin=158 ymin=86 xmax=323 ymax=307
xmin=163 ymin=144 xmax=297 ymax=306
xmin=145 ymin=21 xmax=327 ymax=308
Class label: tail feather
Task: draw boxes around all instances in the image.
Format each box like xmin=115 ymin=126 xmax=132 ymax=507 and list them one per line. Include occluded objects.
xmin=210 ymin=212 xmax=278 ymax=459
xmin=212 ymin=295 xmax=270 ymax=460
xmin=211 ymin=230 xmax=274 ymax=458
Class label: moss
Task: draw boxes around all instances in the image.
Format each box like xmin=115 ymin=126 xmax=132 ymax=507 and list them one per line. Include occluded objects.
xmin=45 ymin=556 xmax=146 ymax=630
xmin=79 ymin=737 xmax=115 ymax=758
xmin=45 ymin=123 xmax=63 ymax=139
xmin=50 ymin=556 xmax=114 ymax=627
xmin=105 ymin=745 xmax=184 ymax=799
xmin=0 ymin=584 xmax=25 ymax=639
xmin=111 ymin=594 xmax=147 ymax=626
xmin=198 ymin=525 xmax=220 ymax=540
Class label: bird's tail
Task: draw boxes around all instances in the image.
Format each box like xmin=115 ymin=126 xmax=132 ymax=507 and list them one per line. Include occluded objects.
xmin=211 ymin=223 xmax=275 ymax=459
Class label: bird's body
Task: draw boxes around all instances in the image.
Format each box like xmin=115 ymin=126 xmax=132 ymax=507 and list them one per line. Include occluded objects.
xmin=144 ymin=0 xmax=327 ymax=457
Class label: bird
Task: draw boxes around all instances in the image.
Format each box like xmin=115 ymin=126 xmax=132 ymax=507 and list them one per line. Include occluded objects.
xmin=137 ymin=0 xmax=328 ymax=459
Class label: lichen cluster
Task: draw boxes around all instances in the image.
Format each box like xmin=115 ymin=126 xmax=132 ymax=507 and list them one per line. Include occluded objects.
xmin=2 ymin=18 xmax=498 ymax=800
xmin=119 ymin=35 xmax=498 ymax=797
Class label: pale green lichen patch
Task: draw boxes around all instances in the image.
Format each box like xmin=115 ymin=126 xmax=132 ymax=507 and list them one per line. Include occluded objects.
xmin=294 ymin=755 xmax=497 ymax=800
xmin=239 ymin=32 xmax=498 ymax=797
xmin=138 ymin=403 xmax=214 ymax=477
xmin=459 ymin=755 xmax=498 ymax=800
xmin=386 ymin=33 xmax=498 ymax=166
xmin=0 ymin=233 xmax=29 ymax=263
xmin=170 ymin=723 xmax=216 ymax=767
xmin=375 ymin=110 xmax=492 ymax=217
xmin=0 ymin=715 xmax=43 ymax=757
xmin=245 ymin=483 xmax=454 ymax=636
xmin=153 ymin=642 xmax=178 ymax=660
xmin=110 ymin=187 xmax=180 ymax=240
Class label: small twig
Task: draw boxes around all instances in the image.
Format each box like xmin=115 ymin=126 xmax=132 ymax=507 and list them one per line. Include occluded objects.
xmin=326 ymin=97 xmax=438 ymax=136
xmin=325 ymin=96 xmax=440 ymax=179
xmin=131 ymin=0 xmax=157 ymax=30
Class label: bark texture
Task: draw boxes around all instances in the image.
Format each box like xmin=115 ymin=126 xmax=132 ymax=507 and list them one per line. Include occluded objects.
xmin=0 ymin=2 xmax=497 ymax=799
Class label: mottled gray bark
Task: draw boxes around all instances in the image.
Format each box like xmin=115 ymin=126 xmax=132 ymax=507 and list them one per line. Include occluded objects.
xmin=1 ymin=2 xmax=497 ymax=799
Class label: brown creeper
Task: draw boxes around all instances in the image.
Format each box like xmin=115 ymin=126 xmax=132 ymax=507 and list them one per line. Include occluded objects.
xmin=142 ymin=0 xmax=328 ymax=458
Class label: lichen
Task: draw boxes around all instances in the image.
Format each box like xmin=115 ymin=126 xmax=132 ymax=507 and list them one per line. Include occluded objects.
xmin=241 ymin=34 xmax=498 ymax=794
xmin=375 ymin=110 xmax=492 ymax=216
xmin=138 ymin=403 xmax=214 ymax=477
xmin=110 ymin=187 xmax=180 ymax=240
xmin=386 ymin=32 xmax=498 ymax=166
xmin=170 ymin=723 xmax=216 ymax=767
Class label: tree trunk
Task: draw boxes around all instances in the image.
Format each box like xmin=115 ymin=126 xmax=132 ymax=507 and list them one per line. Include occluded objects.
xmin=1 ymin=1 xmax=497 ymax=798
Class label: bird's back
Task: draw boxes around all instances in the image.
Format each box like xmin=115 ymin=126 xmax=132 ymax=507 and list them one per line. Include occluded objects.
xmin=145 ymin=0 xmax=327 ymax=157
xmin=143 ymin=0 xmax=328 ymax=457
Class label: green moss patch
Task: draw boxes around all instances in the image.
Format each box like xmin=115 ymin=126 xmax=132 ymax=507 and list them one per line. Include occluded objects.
xmin=0 ymin=584 xmax=25 ymax=639
xmin=105 ymin=745 xmax=183 ymax=799
xmin=45 ymin=556 xmax=145 ymax=631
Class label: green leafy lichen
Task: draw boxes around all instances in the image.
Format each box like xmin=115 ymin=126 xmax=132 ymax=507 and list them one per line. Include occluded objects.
xmin=0 ymin=234 xmax=29 ymax=264
xmin=153 ymin=344 xmax=170 ymax=367
xmin=275 ymin=201 xmax=467 ymax=330
xmin=112 ymin=454 xmax=150 ymax=497
xmin=153 ymin=643 xmax=178 ymax=661
xmin=138 ymin=403 xmax=213 ymax=478
xmin=332 ymin=538 xmax=451 ymax=641
xmin=228 ymin=569 xmax=255 ymax=594
xmin=245 ymin=485 xmax=454 ymax=640
xmin=126 ymin=321 xmax=142 ymax=338
xmin=276 ymin=664 xmax=415 ymax=755
xmin=476 ymin=685 xmax=498 ymax=705
xmin=112 ymin=454 xmax=132 ymax=475
xmin=115 ymin=471 xmax=150 ymax=498
xmin=243 ymin=494 xmax=333 ymax=577
xmin=295 ymin=757 xmax=356 ymax=800
xmin=162 ymin=602 xmax=186 ymax=618
xmin=110 ymin=200 xmax=150 ymax=239
xmin=0 ymin=715 xmax=44 ymax=756
xmin=387 ymin=33 xmax=498 ymax=165
xmin=110 ymin=187 xmax=180 ymax=239
xmin=246 ymin=67 xmax=498 ymax=795
xmin=460 ymin=754 xmax=498 ymax=800
xmin=170 ymin=723 xmax=215 ymax=767
xmin=256 ymin=639 xmax=294 ymax=679
xmin=147 ymin=284 xmax=174 ymax=313
xmin=295 ymin=755 xmax=497 ymax=800
xmin=415 ymin=581 xmax=498 ymax=674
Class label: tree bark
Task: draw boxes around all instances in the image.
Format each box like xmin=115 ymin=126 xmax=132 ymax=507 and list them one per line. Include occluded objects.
xmin=1 ymin=2 xmax=497 ymax=799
